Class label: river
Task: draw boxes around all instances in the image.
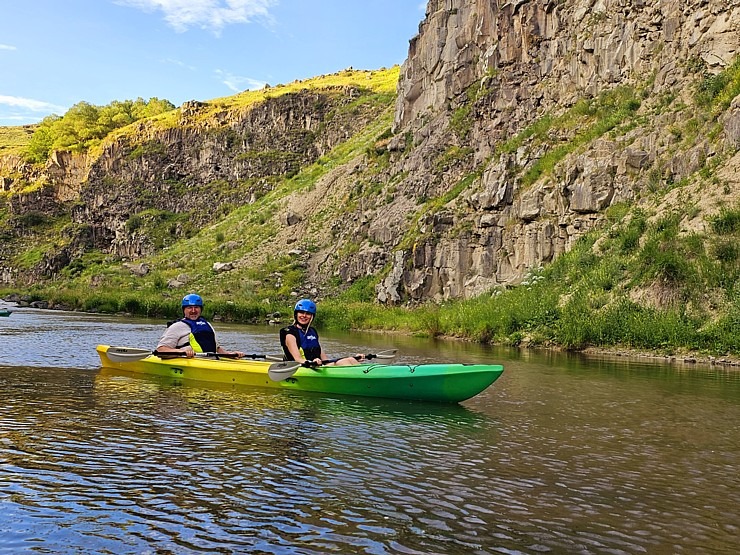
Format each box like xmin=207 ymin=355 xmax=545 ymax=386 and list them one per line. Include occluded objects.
xmin=1 ymin=308 xmax=739 ymax=554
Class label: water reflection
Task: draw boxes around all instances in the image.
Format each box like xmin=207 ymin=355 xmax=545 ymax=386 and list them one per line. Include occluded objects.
xmin=1 ymin=309 xmax=740 ymax=553
xmin=2 ymin=365 xmax=502 ymax=553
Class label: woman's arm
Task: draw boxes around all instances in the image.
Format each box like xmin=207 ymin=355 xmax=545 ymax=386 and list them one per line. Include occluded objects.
xmin=285 ymin=333 xmax=306 ymax=363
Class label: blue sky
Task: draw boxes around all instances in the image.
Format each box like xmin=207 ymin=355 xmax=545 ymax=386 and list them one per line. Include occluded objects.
xmin=0 ymin=0 xmax=426 ymax=126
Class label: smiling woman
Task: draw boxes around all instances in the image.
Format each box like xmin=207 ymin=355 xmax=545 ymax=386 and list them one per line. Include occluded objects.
xmin=280 ymin=298 xmax=365 ymax=366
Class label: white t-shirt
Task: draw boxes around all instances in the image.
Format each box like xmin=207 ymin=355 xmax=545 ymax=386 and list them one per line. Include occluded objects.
xmin=157 ymin=320 xmax=219 ymax=350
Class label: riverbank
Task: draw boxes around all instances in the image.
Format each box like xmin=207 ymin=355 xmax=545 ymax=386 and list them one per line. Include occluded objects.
xmin=4 ymin=293 xmax=738 ymax=369
xmin=581 ymin=346 xmax=740 ymax=368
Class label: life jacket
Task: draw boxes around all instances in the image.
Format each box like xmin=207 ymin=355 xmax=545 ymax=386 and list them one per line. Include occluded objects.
xmin=280 ymin=324 xmax=321 ymax=361
xmin=179 ymin=317 xmax=218 ymax=353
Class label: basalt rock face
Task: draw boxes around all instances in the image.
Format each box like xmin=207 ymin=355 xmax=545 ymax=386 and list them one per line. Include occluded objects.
xmin=349 ymin=0 xmax=740 ymax=303
xmin=395 ymin=0 xmax=740 ymax=131
xmin=76 ymin=89 xmax=377 ymax=261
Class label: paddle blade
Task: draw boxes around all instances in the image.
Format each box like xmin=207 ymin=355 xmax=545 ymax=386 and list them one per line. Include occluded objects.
xmin=369 ymin=349 xmax=398 ymax=360
xmin=106 ymin=346 xmax=153 ymax=363
xmin=267 ymin=361 xmax=302 ymax=382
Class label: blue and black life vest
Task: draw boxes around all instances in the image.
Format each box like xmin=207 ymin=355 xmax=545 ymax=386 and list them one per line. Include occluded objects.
xmin=179 ymin=317 xmax=218 ymax=353
xmin=280 ymin=324 xmax=321 ymax=361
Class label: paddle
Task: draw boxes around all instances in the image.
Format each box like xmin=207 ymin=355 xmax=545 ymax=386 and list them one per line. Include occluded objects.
xmin=266 ymin=360 xmax=304 ymax=381
xmin=267 ymin=349 xmax=398 ymax=382
xmin=105 ymin=346 xmax=272 ymax=363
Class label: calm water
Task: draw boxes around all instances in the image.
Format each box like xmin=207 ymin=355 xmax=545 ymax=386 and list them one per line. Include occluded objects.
xmin=1 ymin=308 xmax=739 ymax=554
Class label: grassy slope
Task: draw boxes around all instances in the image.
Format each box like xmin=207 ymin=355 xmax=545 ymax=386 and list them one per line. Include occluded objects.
xmin=0 ymin=125 xmax=35 ymax=155
xmin=314 ymin=60 xmax=740 ymax=359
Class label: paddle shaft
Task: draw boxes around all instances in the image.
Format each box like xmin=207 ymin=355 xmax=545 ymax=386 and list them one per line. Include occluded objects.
xmin=105 ymin=347 xmax=396 ymax=373
xmin=105 ymin=346 xmax=272 ymax=363
xmin=311 ymin=349 xmax=397 ymax=366
xmin=271 ymin=349 xmax=399 ymax=379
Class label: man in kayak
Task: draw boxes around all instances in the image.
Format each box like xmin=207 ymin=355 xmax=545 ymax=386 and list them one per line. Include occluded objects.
xmin=280 ymin=299 xmax=364 ymax=366
xmin=156 ymin=293 xmax=245 ymax=358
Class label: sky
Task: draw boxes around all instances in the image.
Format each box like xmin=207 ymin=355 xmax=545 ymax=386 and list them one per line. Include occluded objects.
xmin=0 ymin=0 xmax=427 ymax=126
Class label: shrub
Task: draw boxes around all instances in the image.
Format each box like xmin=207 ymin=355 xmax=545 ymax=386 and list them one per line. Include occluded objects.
xmin=709 ymin=206 xmax=740 ymax=235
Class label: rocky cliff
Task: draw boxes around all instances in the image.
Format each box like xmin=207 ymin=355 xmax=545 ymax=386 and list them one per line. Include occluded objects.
xmin=365 ymin=0 xmax=740 ymax=302
xmin=1 ymin=0 xmax=739 ymax=307
xmin=0 ymin=82 xmax=391 ymax=280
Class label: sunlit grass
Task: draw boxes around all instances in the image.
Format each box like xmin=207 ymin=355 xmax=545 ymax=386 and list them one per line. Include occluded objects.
xmin=0 ymin=125 xmax=36 ymax=154
xmin=490 ymin=86 xmax=643 ymax=191
xmin=211 ymin=66 xmax=400 ymax=108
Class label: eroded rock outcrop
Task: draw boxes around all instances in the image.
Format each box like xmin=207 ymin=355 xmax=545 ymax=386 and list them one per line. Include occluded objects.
xmin=0 ymin=85 xmax=384 ymax=281
xmin=362 ymin=0 xmax=740 ymax=303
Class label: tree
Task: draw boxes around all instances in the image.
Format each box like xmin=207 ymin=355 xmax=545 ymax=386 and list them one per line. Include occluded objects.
xmin=25 ymin=115 xmax=60 ymax=163
xmin=24 ymin=97 xmax=177 ymax=163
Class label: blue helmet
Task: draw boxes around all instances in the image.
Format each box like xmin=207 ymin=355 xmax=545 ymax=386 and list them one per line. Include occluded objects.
xmin=294 ymin=299 xmax=316 ymax=315
xmin=182 ymin=293 xmax=204 ymax=308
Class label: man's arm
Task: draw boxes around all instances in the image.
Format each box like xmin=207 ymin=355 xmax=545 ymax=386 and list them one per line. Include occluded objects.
xmin=156 ymin=322 xmax=193 ymax=356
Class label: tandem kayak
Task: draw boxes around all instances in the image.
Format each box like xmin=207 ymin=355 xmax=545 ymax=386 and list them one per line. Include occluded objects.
xmin=0 ymin=308 xmax=12 ymax=317
xmin=96 ymin=345 xmax=504 ymax=403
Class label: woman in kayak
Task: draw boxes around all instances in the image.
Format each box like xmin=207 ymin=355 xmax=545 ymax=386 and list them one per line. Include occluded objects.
xmin=156 ymin=293 xmax=245 ymax=358
xmin=280 ymin=299 xmax=364 ymax=366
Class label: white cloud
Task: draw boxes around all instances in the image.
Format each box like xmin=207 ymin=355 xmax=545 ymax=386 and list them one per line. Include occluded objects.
xmin=0 ymin=44 xmax=17 ymax=50
xmin=162 ymin=57 xmax=197 ymax=71
xmin=115 ymin=0 xmax=277 ymax=33
xmin=214 ymin=69 xmax=267 ymax=92
xmin=0 ymin=95 xmax=67 ymax=113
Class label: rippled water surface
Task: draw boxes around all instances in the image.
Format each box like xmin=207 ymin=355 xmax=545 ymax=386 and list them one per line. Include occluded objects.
xmin=1 ymin=308 xmax=739 ymax=554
